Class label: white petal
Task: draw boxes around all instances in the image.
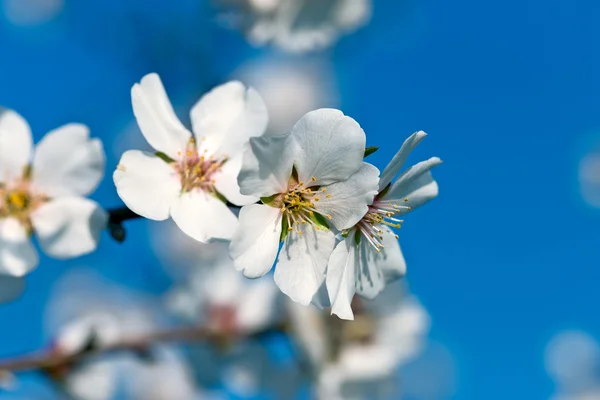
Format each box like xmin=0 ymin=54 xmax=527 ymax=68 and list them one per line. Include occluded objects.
xmin=378 ymin=130 xmax=427 ymax=191
xmin=191 ymin=81 xmax=268 ymax=158
xmin=376 ymin=228 xmax=407 ymax=284
xmin=0 ymin=218 xmax=38 ymax=276
xmin=238 ymin=133 xmax=296 ymax=197
xmin=274 ymin=227 xmax=336 ymax=306
xmin=326 ymin=237 xmax=357 ymax=320
xmin=131 ymin=73 xmax=192 ymax=159
xmin=316 ymin=162 xmax=379 ymax=230
xmin=230 ymin=204 xmax=282 ymax=278
xmin=384 ymin=156 xmax=442 ymax=212
xmin=170 ymin=190 xmax=238 ymax=243
xmin=0 ymin=108 xmax=32 ymax=183
xmin=214 ymin=154 xmax=259 ymax=206
xmin=0 ymin=275 xmax=25 ymax=303
xmin=291 ymin=109 xmax=365 ymax=186
xmin=31 ymin=197 xmax=108 ymax=259
xmin=31 ymin=124 xmax=105 ymax=197
xmin=113 ymin=150 xmax=181 ymax=220
xmin=355 ymin=228 xmax=406 ymax=300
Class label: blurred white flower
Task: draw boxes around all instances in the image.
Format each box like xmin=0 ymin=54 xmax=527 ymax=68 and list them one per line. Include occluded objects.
xmin=217 ymin=0 xmax=372 ymax=53
xmin=2 ymin=0 xmax=64 ymax=26
xmin=231 ymin=58 xmax=339 ymax=135
xmin=167 ymin=241 xmax=282 ymax=334
xmin=578 ymin=150 xmax=600 ymax=209
xmin=327 ymin=131 xmax=441 ymax=319
xmin=0 ymin=108 xmax=106 ymax=281
xmin=230 ymin=108 xmax=378 ymax=306
xmin=45 ymin=269 xmax=207 ymax=400
xmin=288 ymin=282 xmax=430 ymax=399
xmin=114 ymin=73 xmax=268 ymax=243
xmin=546 ymin=330 xmax=600 ymax=400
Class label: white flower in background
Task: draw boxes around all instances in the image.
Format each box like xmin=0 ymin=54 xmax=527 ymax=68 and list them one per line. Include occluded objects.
xmin=230 ymin=108 xmax=379 ymax=306
xmin=288 ymin=282 xmax=430 ymax=399
xmin=167 ymin=241 xmax=281 ymax=334
xmin=0 ymin=109 xmax=106 ymax=280
xmin=45 ymin=269 xmax=208 ymax=400
xmin=218 ymin=0 xmax=372 ymax=53
xmin=2 ymin=0 xmax=64 ymax=26
xmin=114 ymin=73 xmax=268 ymax=243
xmin=546 ymin=330 xmax=600 ymax=400
xmin=327 ymin=130 xmax=441 ymax=320
xmin=232 ymin=58 xmax=339 ymax=135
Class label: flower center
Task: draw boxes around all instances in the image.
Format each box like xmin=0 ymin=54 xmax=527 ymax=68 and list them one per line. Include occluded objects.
xmin=278 ymin=176 xmax=332 ymax=235
xmin=354 ymin=198 xmax=411 ymax=252
xmin=175 ymin=139 xmax=227 ymax=193
xmin=0 ymin=178 xmax=46 ymax=230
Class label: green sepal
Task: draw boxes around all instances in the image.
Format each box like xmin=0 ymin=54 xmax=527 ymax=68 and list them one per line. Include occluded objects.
xmin=261 ymin=193 xmax=280 ymax=206
xmin=309 ymin=212 xmax=330 ymax=231
xmin=280 ymin=217 xmax=290 ymax=242
xmin=354 ymin=230 xmax=362 ymax=246
xmin=213 ymin=190 xmax=228 ymax=204
xmin=363 ymin=146 xmax=379 ymax=158
xmin=155 ymin=151 xmax=175 ymax=163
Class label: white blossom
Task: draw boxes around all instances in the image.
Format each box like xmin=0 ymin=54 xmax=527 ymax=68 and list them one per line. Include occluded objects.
xmin=288 ymin=282 xmax=430 ymax=399
xmin=327 ymin=131 xmax=441 ymax=319
xmin=167 ymin=241 xmax=282 ymax=334
xmin=218 ymin=0 xmax=372 ymax=53
xmin=546 ymin=330 xmax=600 ymax=400
xmin=114 ymin=73 xmax=268 ymax=243
xmin=46 ymin=269 xmax=207 ymax=400
xmin=230 ymin=108 xmax=379 ymax=306
xmin=0 ymin=108 xmax=106 ymax=283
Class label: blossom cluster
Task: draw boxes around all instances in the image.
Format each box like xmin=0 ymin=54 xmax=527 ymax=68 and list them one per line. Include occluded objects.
xmin=114 ymin=73 xmax=441 ymax=319
xmin=0 ymin=71 xmax=439 ymax=317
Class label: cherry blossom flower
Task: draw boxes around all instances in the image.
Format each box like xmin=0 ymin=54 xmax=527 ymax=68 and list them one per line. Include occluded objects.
xmin=167 ymin=241 xmax=282 ymax=334
xmin=287 ymin=282 xmax=430 ymax=399
xmin=0 ymin=108 xmax=106 ymax=281
xmin=230 ymin=108 xmax=379 ymax=306
xmin=217 ymin=0 xmax=372 ymax=53
xmin=114 ymin=73 xmax=268 ymax=243
xmin=46 ymin=269 xmax=208 ymax=400
xmin=546 ymin=330 xmax=600 ymax=400
xmin=326 ymin=130 xmax=441 ymax=319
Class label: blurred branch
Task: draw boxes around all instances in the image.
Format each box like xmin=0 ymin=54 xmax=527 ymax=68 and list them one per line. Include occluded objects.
xmin=0 ymin=324 xmax=285 ymax=374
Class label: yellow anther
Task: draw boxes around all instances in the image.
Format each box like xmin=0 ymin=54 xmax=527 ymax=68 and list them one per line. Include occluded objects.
xmin=327 ymin=214 xmax=332 ymax=220
xmin=116 ymin=164 xmax=126 ymax=172
xmin=394 ymin=234 xmax=399 ymax=239
xmin=321 ymin=188 xmax=327 ymax=193
xmin=314 ymin=197 xmax=320 ymax=201
xmin=311 ymin=176 xmax=317 ymax=181
xmin=177 ymin=151 xmax=181 ymax=156
xmin=326 ymin=194 xmax=332 ymax=198
xmin=186 ymin=151 xmax=193 ymax=156
xmin=404 ymin=198 xmax=409 ymax=202
xmin=298 ymin=231 xmax=303 ymax=235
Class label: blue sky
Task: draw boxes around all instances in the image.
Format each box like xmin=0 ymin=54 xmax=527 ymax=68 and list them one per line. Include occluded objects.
xmin=1 ymin=0 xmax=600 ymax=399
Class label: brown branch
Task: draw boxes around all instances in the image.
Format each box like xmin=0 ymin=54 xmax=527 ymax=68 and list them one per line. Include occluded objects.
xmin=0 ymin=324 xmax=283 ymax=374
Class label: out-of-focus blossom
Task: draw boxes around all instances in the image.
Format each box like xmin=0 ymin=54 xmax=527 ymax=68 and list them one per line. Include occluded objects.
xmin=0 ymin=108 xmax=106 ymax=287
xmin=2 ymin=0 xmax=64 ymax=26
xmin=578 ymin=148 xmax=600 ymax=208
xmin=230 ymin=108 xmax=378 ymax=306
xmin=216 ymin=0 xmax=372 ymax=53
xmin=167 ymin=241 xmax=282 ymax=334
xmin=288 ymin=282 xmax=430 ymax=399
xmin=45 ymin=269 xmax=207 ymax=400
xmin=232 ymin=57 xmax=339 ymax=135
xmin=114 ymin=73 xmax=268 ymax=243
xmin=546 ymin=330 xmax=600 ymax=400
xmin=327 ymin=131 xmax=441 ymax=319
